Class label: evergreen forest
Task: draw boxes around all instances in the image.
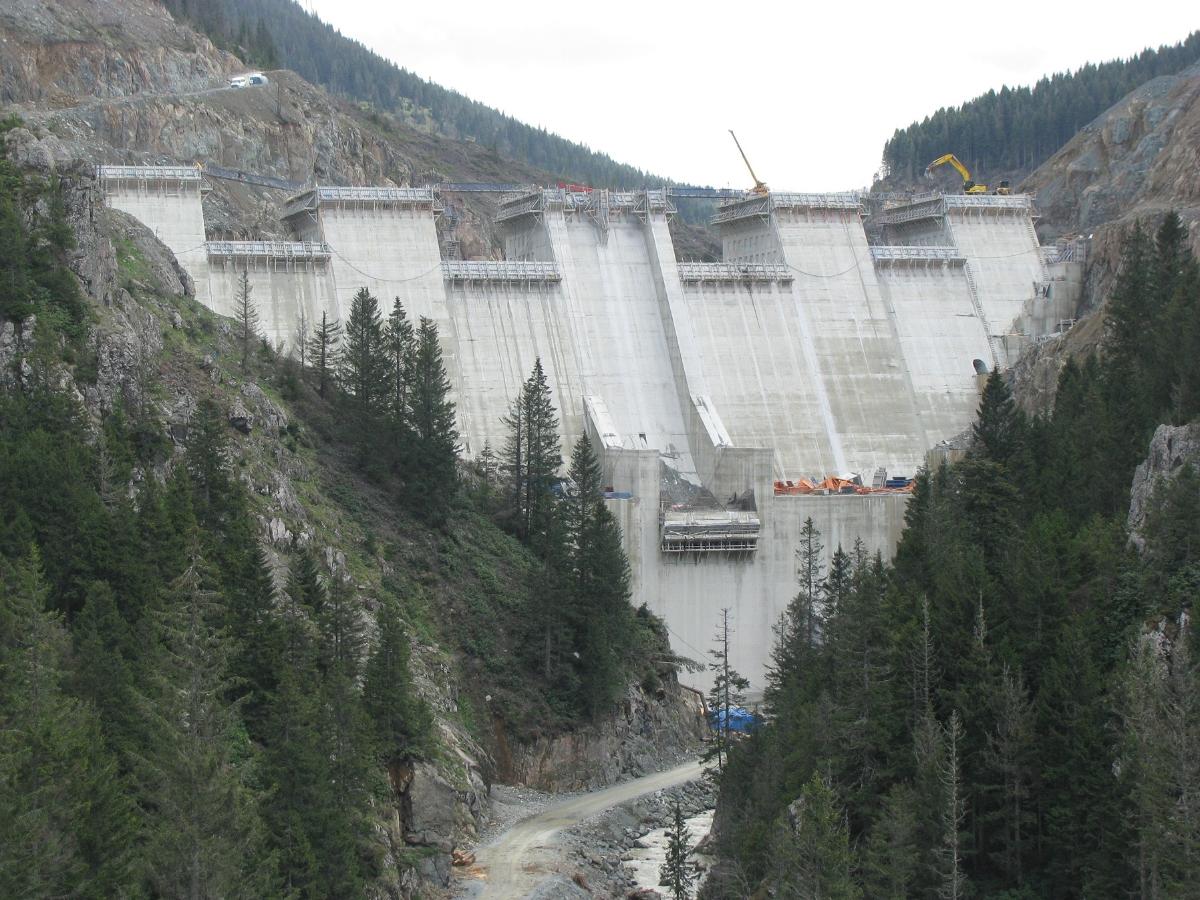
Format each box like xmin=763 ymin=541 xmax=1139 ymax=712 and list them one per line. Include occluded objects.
xmin=881 ymin=31 xmax=1200 ymax=183
xmin=0 ymin=132 xmax=662 ymax=895
xmin=704 ymin=214 xmax=1200 ymax=898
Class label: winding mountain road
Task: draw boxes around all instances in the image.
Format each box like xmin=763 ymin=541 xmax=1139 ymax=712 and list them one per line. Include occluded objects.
xmin=455 ymin=759 xmax=706 ymax=899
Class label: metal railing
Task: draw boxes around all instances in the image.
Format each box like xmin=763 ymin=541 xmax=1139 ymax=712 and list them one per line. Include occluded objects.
xmin=942 ymin=194 xmax=1030 ymax=210
xmin=97 ymin=165 xmax=201 ymax=182
xmin=495 ymin=192 xmax=544 ymax=223
xmin=677 ymin=262 xmax=793 ymax=282
xmin=315 ymin=186 xmax=435 ymax=204
xmin=869 ymin=246 xmax=965 ymax=263
xmin=441 ymin=260 xmax=561 ymax=283
xmin=878 ymin=198 xmax=946 ymax=226
xmin=206 ymin=241 xmax=331 ymax=260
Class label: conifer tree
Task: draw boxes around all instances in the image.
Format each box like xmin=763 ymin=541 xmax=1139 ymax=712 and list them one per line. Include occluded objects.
xmin=339 ymin=286 xmax=389 ymax=468
xmin=660 ymin=800 xmax=695 ymax=900
xmin=766 ymin=517 xmax=824 ymax=713
xmin=364 ymin=597 xmax=432 ymax=767
xmin=771 ymin=773 xmax=861 ymax=899
xmin=567 ymin=436 xmax=632 ymax=717
xmin=260 ymin=580 xmax=327 ymax=897
xmin=70 ymin=580 xmax=139 ymax=757
xmin=0 ymin=550 xmax=139 ymax=899
xmin=385 ymin=296 xmax=415 ymax=440
xmin=224 ymin=542 xmax=280 ymax=740
xmin=705 ymin=607 xmax=750 ymax=776
xmin=294 ymin=305 xmax=310 ymax=371
xmin=502 ymin=358 xmax=560 ymax=550
xmin=972 ymin=370 xmax=1024 ymax=467
xmin=234 ymin=268 xmax=259 ymax=371
xmin=307 ymin=309 xmax=341 ymax=398
xmin=133 ymin=556 xmax=268 ymax=898
xmin=405 ymin=316 xmax=459 ymax=523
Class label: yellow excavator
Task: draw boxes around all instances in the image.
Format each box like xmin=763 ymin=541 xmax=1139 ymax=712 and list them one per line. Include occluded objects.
xmin=729 ymin=130 xmax=769 ymax=196
xmin=925 ymin=153 xmax=1011 ymax=195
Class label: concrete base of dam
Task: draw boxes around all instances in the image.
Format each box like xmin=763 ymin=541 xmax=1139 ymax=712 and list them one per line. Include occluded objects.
xmin=99 ymin=165 xmax=1083 ymax=691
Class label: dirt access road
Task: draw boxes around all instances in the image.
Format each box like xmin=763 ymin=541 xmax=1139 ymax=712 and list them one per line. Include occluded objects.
xmin=454 ymin=759 xmax=706 ymax=899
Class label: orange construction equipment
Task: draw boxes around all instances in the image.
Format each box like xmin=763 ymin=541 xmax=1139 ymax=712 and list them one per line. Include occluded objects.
xmin=774 ymin=476 xmax=915 ymax=496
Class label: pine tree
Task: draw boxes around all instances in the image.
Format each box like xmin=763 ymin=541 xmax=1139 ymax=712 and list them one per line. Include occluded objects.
xmin=405 ymin=316 xmax=459 ymax=523
xmin=363 ymin=598 xmax=432 ymax=767
xmin=705 ymin=607 xmax=750 ymax=776
xmin=972 ymin=370 xmax=1024 ymax=467
xmin=133 ymin=555 xmax=269 ymax=898
xmin=70 ymin=580 xmax=139 ymax=757
xmin=234 ymin=268 xmax=259 ymax=371
xmin=339 ymin=287 xmax=389 ymax=468
xmin=660 ymin=800 xmax=695 ymax=900
xmin=184 ymin=397 xmax=237 ymax=530
xmin=766 ymin=517 xmax=824 ymax=714
xmin=772 ymin=773 xmax=861 ymax=899
xmin=314 ymin=579 xmax=376 ymax=894
xmin=294 ymin=305 xmax=310 ymax=371
xmin=984 ymin=665 xmax=1034 ymax=886
xmin=568 ymin=436 xmax=633 ymax=718
xmin=0 ymin=550 xmax=139 ymax=899
xmin=502 ymin=358 xmax=560 ymax=550
xmin=937 ymin=711 xmax=969 ymax=900
xmin=307 ymin=309 xmax=341 ymax=398
xmin=260 ymin=581 xmax=327 ymax=897
xmin=385 ymin=296 xmax=415 ymax=442
xmin=224 ymin=542 xmax=280 ymax=740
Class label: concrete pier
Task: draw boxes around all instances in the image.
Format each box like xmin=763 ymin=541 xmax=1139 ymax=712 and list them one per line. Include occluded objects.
xmin=101 ymin=166 xmax=1080 ymax=691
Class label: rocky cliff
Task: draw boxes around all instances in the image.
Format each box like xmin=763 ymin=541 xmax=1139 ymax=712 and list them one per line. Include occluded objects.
xmin=1022 ymin=62 xmax=1200 ymax=252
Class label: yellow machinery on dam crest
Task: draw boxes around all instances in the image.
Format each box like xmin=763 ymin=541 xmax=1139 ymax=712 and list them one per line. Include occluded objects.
xmin=98 ymin=165 xmax=1084 ymax=691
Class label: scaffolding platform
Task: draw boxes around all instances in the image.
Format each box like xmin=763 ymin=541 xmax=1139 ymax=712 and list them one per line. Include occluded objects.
xmin=869 ymin=246 xmax=965 ymax=266
xmin=677 ymin=262 xmax=793 ymax=283
xmin=441 ymin=259 xmax=561 ymax=283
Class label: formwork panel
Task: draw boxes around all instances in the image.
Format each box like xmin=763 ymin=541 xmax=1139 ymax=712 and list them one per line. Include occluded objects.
xmin=773 ymin=211 xmax=929 ymax=478
xmin=944 ymin=206 xmax=1044 ymax=352
xmin=205 ymin=260 xmax=336 ymax=351
xmin=546 ymin=214 xmax=699 ymax=476
xmin=877 ymin=265 xmax=992 ymax=434
xmin=103 ymin=181 xmax=209 ymax=303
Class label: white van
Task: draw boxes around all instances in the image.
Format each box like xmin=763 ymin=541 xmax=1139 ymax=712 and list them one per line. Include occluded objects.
xmin=228 ymin=72 xmax=268 ymax=89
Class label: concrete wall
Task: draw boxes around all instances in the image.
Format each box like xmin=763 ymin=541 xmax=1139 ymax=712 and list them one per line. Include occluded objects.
xmin=601 ymin=444 xmax=908 ymax=692
xmin=943 ymin=200 xmax=1045 ymax=360
xmin=102 ymin=173 xmax=209 ymax=305
xmin=108 ymin=173 xmax=1062 ymax=693
xmin=876 ymin=261 xmax=993 ymax=439
xmin=206 ymin=257 xmax=335 ymax=351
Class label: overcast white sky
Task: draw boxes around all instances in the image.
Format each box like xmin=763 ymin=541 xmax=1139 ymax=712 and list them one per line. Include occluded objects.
xmin=305 ymin=0 xmax=1196 ymax=190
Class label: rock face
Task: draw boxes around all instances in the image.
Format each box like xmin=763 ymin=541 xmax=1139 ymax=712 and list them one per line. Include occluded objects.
xmin=498 ymin=681 xmax=706 ymax=792
xmin=1128 ymin=423 xmax=1200 ymax=551
xmin=0 ymin=0 xmax=236 ymax=104
xmin=1022 ymin=63 xmax=1200 ymax=256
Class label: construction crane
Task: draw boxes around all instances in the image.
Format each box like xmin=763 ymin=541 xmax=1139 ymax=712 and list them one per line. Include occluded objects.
xmin=925 ymin=153 xmax=988 ymax=194
xmin=729 ymin=130 xmax=769 ymax=196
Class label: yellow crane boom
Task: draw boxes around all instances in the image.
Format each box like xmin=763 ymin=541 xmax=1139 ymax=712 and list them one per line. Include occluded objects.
xmin=729 ymin=130 xmax=769 ymax=196
xmin=925 ymin=153 xmax=987 ymax=194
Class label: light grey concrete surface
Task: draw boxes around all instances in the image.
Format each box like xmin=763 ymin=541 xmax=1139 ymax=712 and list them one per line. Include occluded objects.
xmin=105 ymin=174 xmax=1055 ymax=692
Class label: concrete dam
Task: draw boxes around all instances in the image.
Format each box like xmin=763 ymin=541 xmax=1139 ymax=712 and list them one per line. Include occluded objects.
xmin=99 ymin=165 xmax=1082 ymax=691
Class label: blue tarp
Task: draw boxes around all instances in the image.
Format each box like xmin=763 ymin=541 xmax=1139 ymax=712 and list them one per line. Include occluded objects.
xmin=708 ymin=706 xmax=761 ymax=733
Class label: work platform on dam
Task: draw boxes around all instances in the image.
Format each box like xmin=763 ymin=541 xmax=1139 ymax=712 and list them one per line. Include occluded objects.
xmin=100 ymin=165 xmax=1084 ymax=691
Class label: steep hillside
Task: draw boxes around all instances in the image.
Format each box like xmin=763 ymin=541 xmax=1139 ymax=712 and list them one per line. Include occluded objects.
xmin=159 ymin=0 xmax=667 ymax=190
xmin=0 ymin=0 xmax=719 ymax=258
xmin=0 ymin=121 xmax=702 ymax=897
xmin=880 ymin=31 xmax=1200 ymax=188
xmin=1022 ymin=63 xmax=1200 ymax=247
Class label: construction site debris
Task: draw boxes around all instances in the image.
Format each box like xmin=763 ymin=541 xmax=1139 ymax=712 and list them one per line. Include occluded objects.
xmin=773 ymin=475 xmax=913 ymax=496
